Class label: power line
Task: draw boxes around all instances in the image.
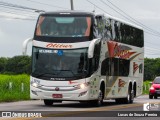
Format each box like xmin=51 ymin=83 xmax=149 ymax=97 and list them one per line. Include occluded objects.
xmin=145 ymin=41 xmax=160 ymax=47
xmin=144 ymin=30 xmax=160 ymax=37
xmin=86 ymin=0 xmax=113 ymax=17
xmin=0 ymin=10 xmax=37 ymax=19
xmin=26 ymin=0 xmax=69 ymax=10
xmin=0 ymin=14 xmax=36 ymax=20
xmin=0 ymin=1 xmax=40 ymax=11
xmin=145 ymin=53 xmax=160 ymax=56
xmin=0 ymin=1 xmax=41 ymax=20
xmin=86 ymin=0 xmax=160 ymax=53
xmin=101 ymin=0 xmax=160 ymax=36
xmin=86 ymin=0 xmax=160 ymax=38
xmin=99 ymin=0 xmax=160 ymax=37
xmin=145 ymin=48 xmax=160 ymax=53
xmin=0 ymin=5 xmax=38 ymax=16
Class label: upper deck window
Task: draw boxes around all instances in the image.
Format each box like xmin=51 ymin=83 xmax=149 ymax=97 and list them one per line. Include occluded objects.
xmin=36 ymin=16 xmax=91 ymax=37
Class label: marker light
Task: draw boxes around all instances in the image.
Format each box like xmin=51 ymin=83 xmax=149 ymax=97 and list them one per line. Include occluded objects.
xmin=150 ymin=86 xmax=155 ymax=90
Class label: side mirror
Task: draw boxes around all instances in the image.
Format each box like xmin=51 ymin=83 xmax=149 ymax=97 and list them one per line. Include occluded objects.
xmin=22 ymin=38 xmax=33 ymax=55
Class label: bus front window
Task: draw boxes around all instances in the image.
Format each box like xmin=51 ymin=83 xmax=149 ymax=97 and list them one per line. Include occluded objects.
xmin=36 ymin=16 xmax=91 ymax=37
xmin=32 ymin=47 xmax=89 ymax=80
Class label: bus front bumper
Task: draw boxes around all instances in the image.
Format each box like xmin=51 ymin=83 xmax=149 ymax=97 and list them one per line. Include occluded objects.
xmin=30 ymin=86 xmax=92 ymax=101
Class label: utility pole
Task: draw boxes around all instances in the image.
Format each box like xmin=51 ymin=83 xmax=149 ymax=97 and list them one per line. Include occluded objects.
xmin=70 ymin=0 xmax=74 ymax=10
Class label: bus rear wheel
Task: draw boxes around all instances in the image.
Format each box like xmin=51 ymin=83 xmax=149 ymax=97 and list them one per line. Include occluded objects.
xmin=124 ymin=88 xmax=134 ymax=104
xmin=115 ymin=98 xmax=123 ymax=104
xmin=44 ymin=100 xmax=54 ymax=106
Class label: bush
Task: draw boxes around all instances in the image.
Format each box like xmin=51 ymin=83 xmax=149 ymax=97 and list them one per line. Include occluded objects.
xmin=143 ymin=80 xmax=152 ymax=94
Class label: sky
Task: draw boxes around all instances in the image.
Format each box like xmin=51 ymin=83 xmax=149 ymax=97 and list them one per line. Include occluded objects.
xmin=0 ymin=0 xmax=160 ymax=58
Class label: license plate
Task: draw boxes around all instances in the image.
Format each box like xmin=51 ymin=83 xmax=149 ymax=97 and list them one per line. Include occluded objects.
xmin=157 ymin=91 xmax=160 ymax=94
xmin=52 ymin=94 xmax=63 ymax=98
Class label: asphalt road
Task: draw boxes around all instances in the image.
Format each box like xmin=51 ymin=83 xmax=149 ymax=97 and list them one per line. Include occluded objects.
xmin=0 ymin=95 xmax=160 ymax=120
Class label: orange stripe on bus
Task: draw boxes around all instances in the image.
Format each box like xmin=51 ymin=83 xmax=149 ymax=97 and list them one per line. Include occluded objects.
xmin=85 ymin=17 xmax=91 ymax=36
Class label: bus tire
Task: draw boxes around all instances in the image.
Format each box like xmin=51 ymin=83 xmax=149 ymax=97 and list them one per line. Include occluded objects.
xmin=124 ymin=88 xmax=134 ymax=104
xmin=44 ymin=100 xmax=54 ymax=106
xmin=115 ymin=98 xmax=122 ymax=104
xmin=91 ymin=89 xmax=103 ymax=107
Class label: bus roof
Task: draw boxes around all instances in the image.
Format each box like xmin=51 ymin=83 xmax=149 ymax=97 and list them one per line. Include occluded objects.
xmin=39 ymin=11 xmax=143 ymax=30
xmin=39 ymin=10 xmax=94 ymax=16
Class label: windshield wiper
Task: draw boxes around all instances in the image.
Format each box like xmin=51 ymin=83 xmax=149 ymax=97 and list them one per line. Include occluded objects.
xmin=59 ymin=70 xmax=87 ymax=78
xmin=34 ymin=72 xmax=57 ymax=78
xmin=57 ymin=70 xmax=75 ymax=76
xmin=77 ymin=69 xmax=88 ymax=77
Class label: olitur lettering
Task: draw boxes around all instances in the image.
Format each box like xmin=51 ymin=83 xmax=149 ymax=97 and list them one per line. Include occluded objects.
xmin=46 ymin=43 xmax=72 ymax=48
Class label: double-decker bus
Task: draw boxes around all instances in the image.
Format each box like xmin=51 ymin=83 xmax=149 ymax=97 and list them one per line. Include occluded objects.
xmin=23 ymin=11 xmax=144 ymax=106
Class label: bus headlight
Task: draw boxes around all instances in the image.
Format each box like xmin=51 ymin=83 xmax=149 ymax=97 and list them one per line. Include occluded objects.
xmin=32 ymin=82 xmax=38 ymax=88
xmin=74 ymin=82 xmax=90 ymax=89
xmin=31 ymin=82 xmax=41 ymax=88
xmin=31 ymin=79 xmax=41 ymax=88
xmin=80 ymin=83 xmax=85 ymax=89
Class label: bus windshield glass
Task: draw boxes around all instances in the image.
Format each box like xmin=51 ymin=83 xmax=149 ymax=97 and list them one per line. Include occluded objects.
xmin=32 ymin=47 xmax=89 ymax=80
xmin=36 ymin=16 xmax=92 ymax=37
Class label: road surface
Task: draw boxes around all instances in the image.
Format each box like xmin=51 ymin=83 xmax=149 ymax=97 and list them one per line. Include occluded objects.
xmin=0 ymin=95 xmax=160 ymax=120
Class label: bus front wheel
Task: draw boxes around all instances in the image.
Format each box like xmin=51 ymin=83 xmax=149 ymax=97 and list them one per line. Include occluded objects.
xmin=91 ymin=89 xmax=103 ymax=107
xmin=44 ymin=100 xmax=54 ymax=106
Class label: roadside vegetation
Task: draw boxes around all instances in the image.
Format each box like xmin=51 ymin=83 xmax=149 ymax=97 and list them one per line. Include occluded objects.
xmin=0 ymin=74 xmax=30 ymax=102
xmin=143 ymin=80 xmax=152 ymax=95
xmin=0 ymin=55 xmax=31 ymax=102
xmin=0 ymin=56 xmax=158 ymax=102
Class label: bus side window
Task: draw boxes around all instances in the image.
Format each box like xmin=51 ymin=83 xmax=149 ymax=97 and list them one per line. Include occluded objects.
xmin=90 ymin=42 xmax=101 ymax=73
xmin=119 ymin=59 xmax=130 ymax=76
xmin=101 ymin=58 xmax=108 ymax=76
xmin=104 ymin=18 xmax=112 ymax=40
xmin=96 ymin=15 xmax=105 ymax=38
xmin=101 ymin=58 xmax=130 ymax=76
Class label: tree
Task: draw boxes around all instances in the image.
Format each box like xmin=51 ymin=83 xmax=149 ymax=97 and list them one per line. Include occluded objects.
xmin=0 ymin=57 xmax=8 ymax=73
xmin=144 ymin=58 xmax=156 ymax=80
xmin=144 ymin=58 xmax=160 ymax=80
xmin=5 ymin=55 xmax=31 ymax=74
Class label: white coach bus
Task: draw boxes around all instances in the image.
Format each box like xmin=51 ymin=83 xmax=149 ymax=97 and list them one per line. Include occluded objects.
xmin=23 ymin=11 xmax=144 ymax=106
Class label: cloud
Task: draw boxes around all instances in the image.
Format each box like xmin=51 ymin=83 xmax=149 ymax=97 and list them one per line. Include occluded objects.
xmin=133 ymin=9 xmax=160 ymax=20
xmin=0 ymin=12 xmax=36 ymax=20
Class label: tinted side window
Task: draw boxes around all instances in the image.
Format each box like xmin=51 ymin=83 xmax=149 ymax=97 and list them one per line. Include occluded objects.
xmin=119 ymin=59 xmax=130 ymax=76
xmin=104 ymin=18 xmax=144 ymax=47
xmin=101 ymin=58 xmax=130 ymax=76
xmin=90 ymin=42 xmax=101 ymax=74
xmin=119 ymin=24 xmax=144 ymax=47
xmin=154 ymin=78 xmax=160 ymax=84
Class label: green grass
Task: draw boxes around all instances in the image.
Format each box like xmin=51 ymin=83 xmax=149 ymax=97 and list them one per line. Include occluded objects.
xmin=143 ymin=80 xmax=152 ymax=95
xmin=0 ymin=74 xmax=30 ymax=102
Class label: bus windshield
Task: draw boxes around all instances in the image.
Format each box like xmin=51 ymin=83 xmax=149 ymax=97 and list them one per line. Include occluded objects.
xmin=36 ymin=16 xmax=91 ymax=37
xmin=32 ymin=47 xmax=89 ymax=80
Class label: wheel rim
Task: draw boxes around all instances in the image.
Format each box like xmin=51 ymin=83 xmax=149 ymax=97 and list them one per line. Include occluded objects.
xmin=127 ymin=93 xmax=130 ymax=101
xmin=98 ymin=91 xmax=103 ymax=105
